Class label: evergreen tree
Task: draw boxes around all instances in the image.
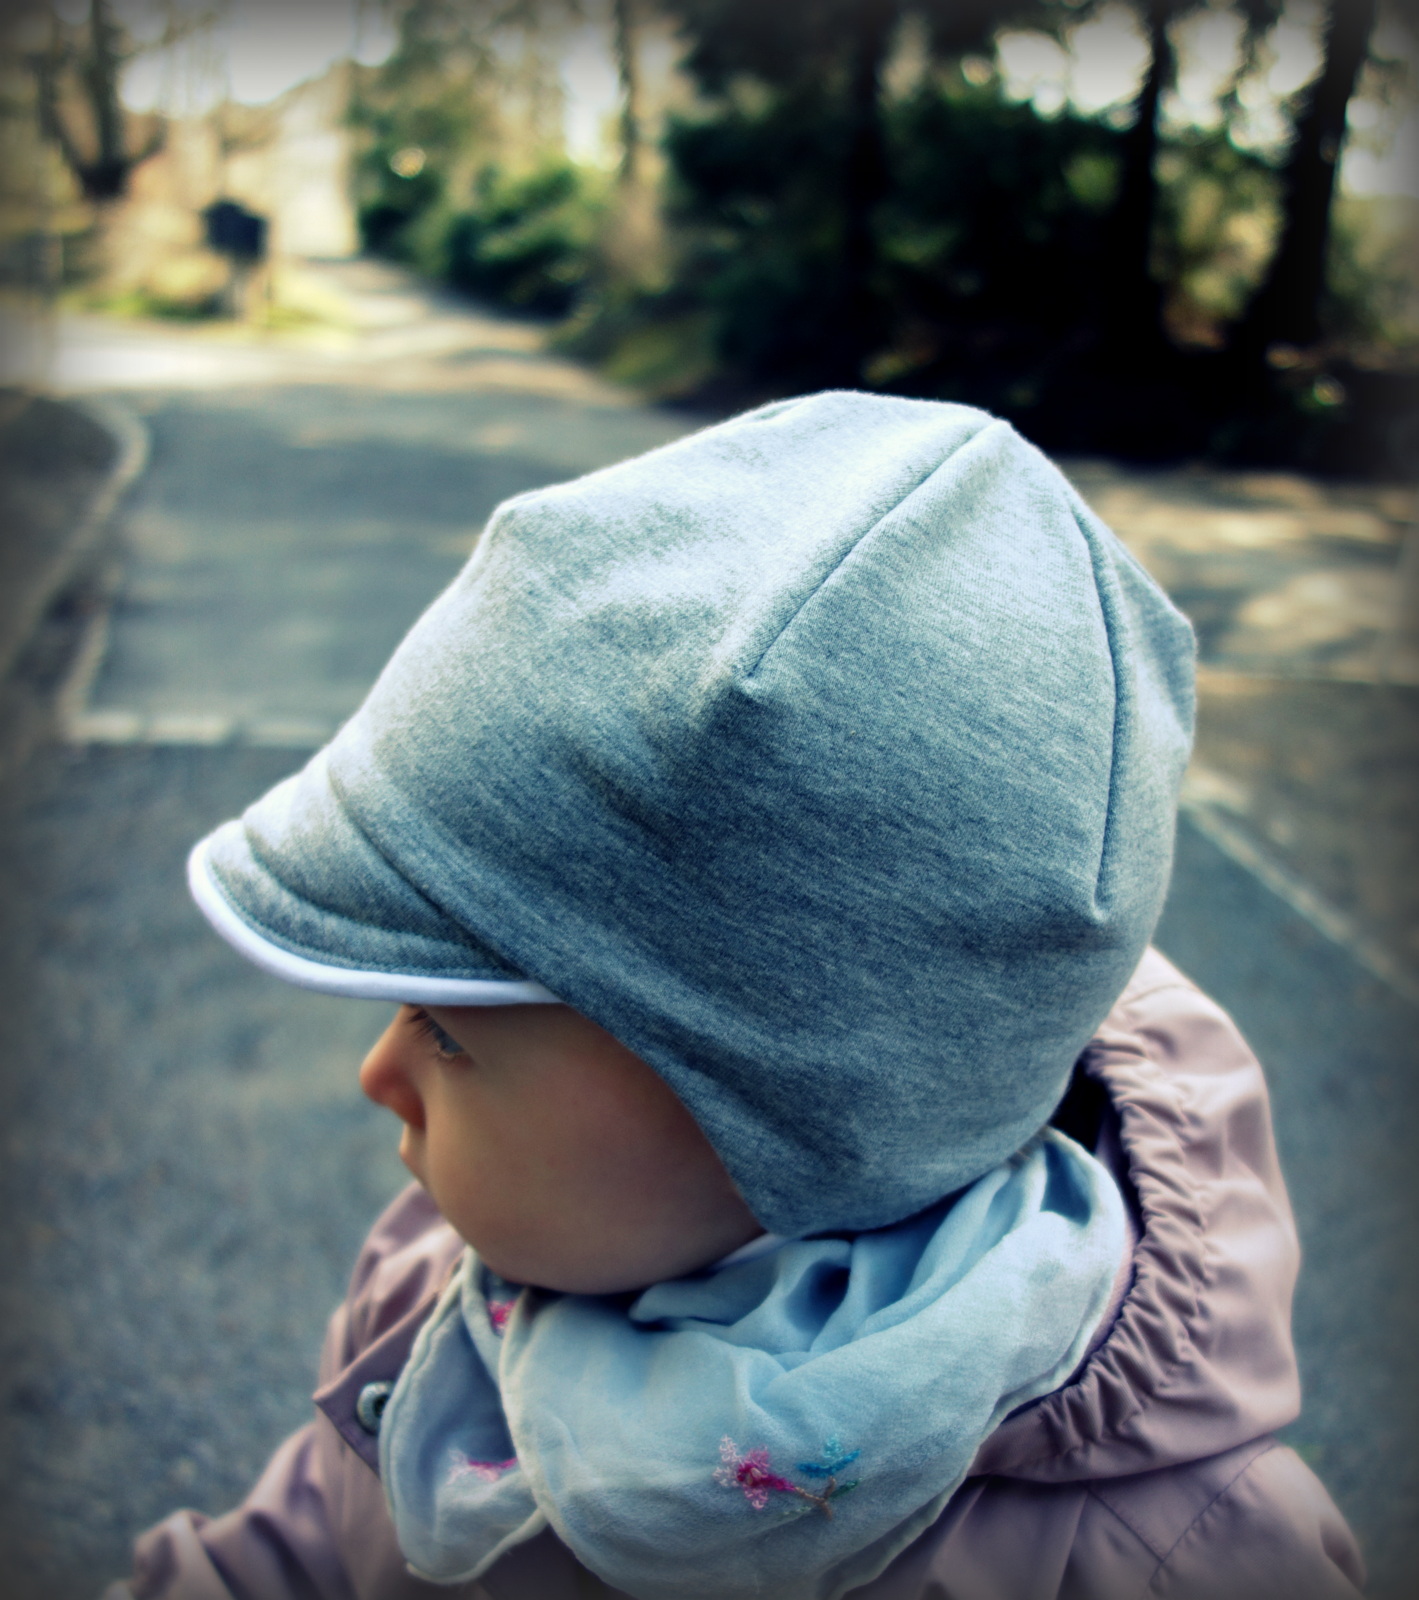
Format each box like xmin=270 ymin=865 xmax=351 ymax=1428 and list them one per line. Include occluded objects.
xmin=1236 ymin=0 xmax=1381 ymax=354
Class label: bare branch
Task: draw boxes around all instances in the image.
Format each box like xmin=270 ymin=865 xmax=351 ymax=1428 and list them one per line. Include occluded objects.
xmin=30 ymin=38 xmax=89 ymax=184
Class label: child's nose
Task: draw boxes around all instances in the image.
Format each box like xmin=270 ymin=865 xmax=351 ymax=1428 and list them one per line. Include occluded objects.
xmin=359 ymin=1021 xmax=426 ymax=1130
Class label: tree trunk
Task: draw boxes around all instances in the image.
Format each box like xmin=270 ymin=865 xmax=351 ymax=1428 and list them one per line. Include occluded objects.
xmin=1104 ymin=0 xmax=1176 ymax=353
xmin=83 ymin=0 xmax=128 ymax=199
xmin=1235 ymin=0 xmax=1378 ymax=354
xmin=838 ymin=0 xmax=897 ymax=378
xmin=612 ymin=0 xmax=644 ymax=187
xmin=33 ymin=0 xmax=162 ymax=203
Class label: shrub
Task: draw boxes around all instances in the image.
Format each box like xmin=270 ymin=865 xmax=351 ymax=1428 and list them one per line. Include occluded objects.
xmin=445 ymin=162 xmax=608 ymax=317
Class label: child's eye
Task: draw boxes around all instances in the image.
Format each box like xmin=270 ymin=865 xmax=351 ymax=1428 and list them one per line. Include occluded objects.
xmin=408 ymin=1007 xmax=468 ymax=1061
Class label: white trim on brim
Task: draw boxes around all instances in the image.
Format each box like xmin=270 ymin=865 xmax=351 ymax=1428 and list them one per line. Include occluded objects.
xmin=186 ymin=839 xmax=562 ymax=1006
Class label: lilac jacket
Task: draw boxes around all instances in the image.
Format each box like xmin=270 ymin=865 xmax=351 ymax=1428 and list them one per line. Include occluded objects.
xmin=112 ymin=952 xmax=1365 ymax=1599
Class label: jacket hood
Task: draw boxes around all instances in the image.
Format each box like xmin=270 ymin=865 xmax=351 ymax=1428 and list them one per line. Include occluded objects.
xmin=974 ymin=950 xmax=1302 ymax=1484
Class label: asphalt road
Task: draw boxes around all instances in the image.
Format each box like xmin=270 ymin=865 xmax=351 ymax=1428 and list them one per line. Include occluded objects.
xmin=1 ymin=270 xmax=1415 ymax=1599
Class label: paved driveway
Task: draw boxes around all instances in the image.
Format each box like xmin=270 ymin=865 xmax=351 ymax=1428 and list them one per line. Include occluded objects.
xmin=1 ymin=261 xmax=1414 ymax=1598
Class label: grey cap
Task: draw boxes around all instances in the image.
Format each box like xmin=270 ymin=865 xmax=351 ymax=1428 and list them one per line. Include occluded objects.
xmin=191 ymin=392 xmax=1194 ymax=1237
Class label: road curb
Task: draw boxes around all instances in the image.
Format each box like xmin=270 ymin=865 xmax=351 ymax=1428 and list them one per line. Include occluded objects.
xmin=0 ymin=395 xmax=149 ymax=686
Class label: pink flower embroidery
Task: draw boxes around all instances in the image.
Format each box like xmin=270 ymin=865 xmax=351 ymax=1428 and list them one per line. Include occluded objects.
xmin=487 ymin=1298 xmax=515 ymax=1335
xmin=714 ymin=1437 xmax=798 ymax=1509
xmin=448 ymin=1453 xmax=517 ymax=1484
xmin=713 ymin=1436 xmax=859 ymax=1520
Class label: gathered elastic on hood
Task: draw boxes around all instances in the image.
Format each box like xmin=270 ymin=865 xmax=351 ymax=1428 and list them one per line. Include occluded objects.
xmin=973 ymin=951 xmax=1302 ymax=1484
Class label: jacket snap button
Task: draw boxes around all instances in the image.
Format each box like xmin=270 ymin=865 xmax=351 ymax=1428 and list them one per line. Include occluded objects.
xmin=355 ymin=1380 xmax=394 ymax=1436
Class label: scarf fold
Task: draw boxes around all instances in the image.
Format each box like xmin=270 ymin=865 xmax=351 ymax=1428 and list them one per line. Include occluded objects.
xmin=379 ymin=1127 xmax=1125 ymax=1600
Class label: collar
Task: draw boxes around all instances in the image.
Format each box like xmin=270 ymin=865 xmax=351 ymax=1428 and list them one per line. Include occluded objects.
xmin=315 ymin=1249 xmax=461 ymax=1471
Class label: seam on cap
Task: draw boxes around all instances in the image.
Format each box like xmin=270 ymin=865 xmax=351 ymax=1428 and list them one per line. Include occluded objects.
xmin=1070 ymin=500 xmax=1125 ymax=923
xmin=740 ymin=414 xmax=1000 ymax=683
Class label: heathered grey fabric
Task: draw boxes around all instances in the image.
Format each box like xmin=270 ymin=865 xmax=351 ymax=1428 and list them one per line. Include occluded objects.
xmin=195 ymin=391 xmax=1195 ymax=1237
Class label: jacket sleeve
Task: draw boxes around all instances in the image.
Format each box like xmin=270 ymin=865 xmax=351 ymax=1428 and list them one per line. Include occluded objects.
xmin=106 ymin=1424 xmax=355 ymax=1600
xmin=1067 ymin=1441 xmax=1365 ymax=1600
xmin=105 ymin=1187 xmax=466 ymax=1600
xmin=1145 ymin=1443 xmax=1365 ymax=1600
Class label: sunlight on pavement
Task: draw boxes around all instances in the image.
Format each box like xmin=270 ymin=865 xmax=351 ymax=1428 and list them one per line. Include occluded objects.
xmin=1070 ymin=463 xmax=1418 ymax=687
xmin=47 ymin=260 xmax=634 ymax=407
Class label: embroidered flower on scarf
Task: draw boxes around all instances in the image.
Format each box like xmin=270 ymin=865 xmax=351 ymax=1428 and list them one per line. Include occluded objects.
xmin=796 ymin=1437 xmax=861 ymax=1478
xmin=714 ymin=1436 xmax=860 ymax=1520
xmin=448 ymin=1453 xmax=518 ymax=1484
xmin=487 ymin=1298 xmax=516 ymax=1335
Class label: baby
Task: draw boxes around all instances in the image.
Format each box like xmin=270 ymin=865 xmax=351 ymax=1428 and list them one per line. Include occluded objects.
xmin=113 ymin=393 xmax=1362 ymax=1599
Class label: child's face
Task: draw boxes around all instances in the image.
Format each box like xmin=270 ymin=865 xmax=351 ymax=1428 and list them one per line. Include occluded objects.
xmin=359 ymin=1003 xmax=762 ymax=1294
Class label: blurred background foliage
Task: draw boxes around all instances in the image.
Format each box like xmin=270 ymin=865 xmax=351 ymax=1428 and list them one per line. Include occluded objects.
xmin=341 ymin=0 xmax=1417 ymax=471
xmin=349 ymin=0 xmax=610 ymax=313
xmin=6 ymin=0 xmax=1418 ymax=472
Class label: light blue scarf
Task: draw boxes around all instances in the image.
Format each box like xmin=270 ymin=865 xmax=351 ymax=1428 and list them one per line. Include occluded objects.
xmin=379 ymin=1128 xmax=1125 ymax=1600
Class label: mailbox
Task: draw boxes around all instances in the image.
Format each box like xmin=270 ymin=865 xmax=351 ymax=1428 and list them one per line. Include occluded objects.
xmin=202 ymin=200 xmax=267 ymax=263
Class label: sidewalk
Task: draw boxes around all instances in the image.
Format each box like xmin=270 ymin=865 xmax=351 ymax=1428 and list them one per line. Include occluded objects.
xmin=1067 ymin=458 xmax=1419 ymax=1002
xmin=0 ymin=389 xmax=146 ymax=777
xmin=0 ymin=391 xmax=118 ymax=678
xmin=48 ymin=257 xmax=633 ymax=405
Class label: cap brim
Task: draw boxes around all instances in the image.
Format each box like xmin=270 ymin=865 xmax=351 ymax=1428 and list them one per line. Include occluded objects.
xmin=188 ymin=835 xmax=560 ymax=1006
